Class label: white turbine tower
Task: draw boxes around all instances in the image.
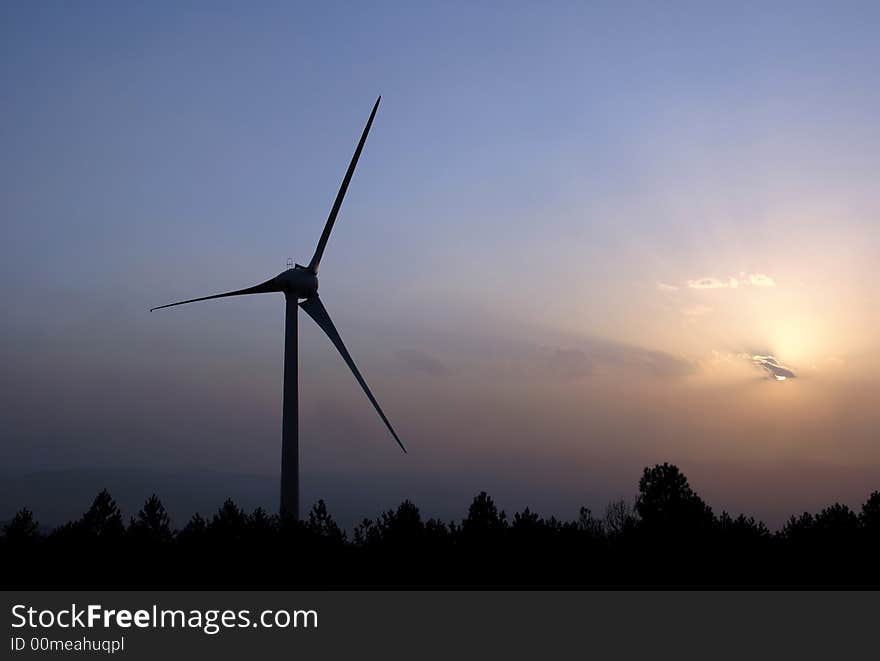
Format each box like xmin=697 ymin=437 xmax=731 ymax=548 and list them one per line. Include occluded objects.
xmin=151 ymin=97 xmax=405 ymax=519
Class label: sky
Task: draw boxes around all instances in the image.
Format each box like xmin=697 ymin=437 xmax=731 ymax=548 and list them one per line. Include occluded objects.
xmin=2 ymin=2 xmax=879 ymax=528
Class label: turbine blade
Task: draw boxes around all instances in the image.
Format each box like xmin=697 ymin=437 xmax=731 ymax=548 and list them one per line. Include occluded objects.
xmin=150 ymin=277 xmax=280 ymax=311
xmin=307 ymin=96 xmax=381 ymax=274
xmin=299 ymin=294 xmax=406 ymax=453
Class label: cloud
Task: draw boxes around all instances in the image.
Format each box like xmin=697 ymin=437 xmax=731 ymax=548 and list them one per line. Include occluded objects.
xmin=656 ymin=282 xmax=679 ymax=292
xmin=545 ymin=348 xmax=594 ymax=379
xmin=685 ymin=273 xmax=775 ymax=290
xmin=687 ymin=277 xmax=738 ymax=289
xmin=539 ymin=339 xmax=694 ymax=381
xmin=751 ymin=354 xmax=796 ymax=380
xmin=744 ymin=273 xmax=775 ymax=287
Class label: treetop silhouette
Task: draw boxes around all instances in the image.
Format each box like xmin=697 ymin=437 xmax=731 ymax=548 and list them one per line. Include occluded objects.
xmin=3 ymin=463 xmax=880 ymax=587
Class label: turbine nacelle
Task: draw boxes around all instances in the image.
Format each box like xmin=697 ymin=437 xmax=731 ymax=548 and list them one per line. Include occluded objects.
xmin=275 ymin=266 xmax=318 ymax=299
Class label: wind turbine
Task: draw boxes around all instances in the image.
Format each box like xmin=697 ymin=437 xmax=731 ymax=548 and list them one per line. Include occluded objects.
xmin=151 ymin=96 xmax=405 ymax=519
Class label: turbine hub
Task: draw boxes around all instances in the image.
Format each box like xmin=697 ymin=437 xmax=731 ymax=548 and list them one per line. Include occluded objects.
xmin=275 ymin=266 xmax=318 ymax=298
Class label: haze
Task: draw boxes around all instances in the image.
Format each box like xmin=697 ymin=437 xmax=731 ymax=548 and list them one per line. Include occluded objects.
xmin=2 ymin=3 xmax=879 ymax=528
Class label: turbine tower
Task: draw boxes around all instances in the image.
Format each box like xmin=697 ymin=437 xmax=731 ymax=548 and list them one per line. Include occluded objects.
xmin=151 ymin=96 xmax=405 ymax=519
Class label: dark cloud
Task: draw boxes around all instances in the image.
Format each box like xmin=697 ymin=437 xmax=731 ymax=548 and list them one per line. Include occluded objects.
xmin=545 ymin=348 xmax=594 ymax=379
xmin=540 ymin=339 xmax=693 ymax=380
xmin=751 ymin=354 xmax=796 ymax=380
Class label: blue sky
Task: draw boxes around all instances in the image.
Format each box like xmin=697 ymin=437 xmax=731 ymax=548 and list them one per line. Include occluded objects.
xmin=2 ymin=2 xmax=879 ymax=527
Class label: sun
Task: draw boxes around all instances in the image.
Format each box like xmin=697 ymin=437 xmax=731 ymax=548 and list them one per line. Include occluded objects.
xmin=767 ymin=324 xmax=811 ymax=365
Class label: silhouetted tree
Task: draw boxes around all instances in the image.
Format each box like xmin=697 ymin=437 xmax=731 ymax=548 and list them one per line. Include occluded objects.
xmin=3 ymin=508 xmax=40 ymax=544
xmin=4 ymin=467 xmax=880 ymax=588
xmin=209 ymin=499 xmax=248 ymax=542
xmin=780 ymin=512 xmax=815 ymax=543
xmin=353 ymin=517 xmax=377 ymax=546
xmin=178 ymin=513 xmax=207 ymax=543
xmin=247 ymin=507 xmax=277 ymax=541
xmin=79 ymin=489 xmax=125 ymax=540
xmin=859 ymin=491 xmax=880 ymax=532
xmin=571 ymin=507 xmax=602 ymax=541
xmin=857 ymin=492 xmax=880 ymax=584
xmin=636 ymin=463 xmax=714 ymax=535
xmin=424 ymin=518 xmax=450 ymax=545
xmin=307 ymin=500 xmax=344 ymax=542
xmin=604 ymin=499 xmax=638 ymax=538
xmin=717 ymin=512 xmax=770 ymax=541
xmin=462 ymin=492 xmax=507 ymax=540
xmin=778 ymin=504 xmax=861 ymax=584
xmin=375 ymin=501 xmax=424 ymax=545
xmin=128 ymin=495 xmax=172 ymax=544
xmin=814 ymin=503 xmax=859 ymax=537
xmin=514 ymin=507 xmax=544 ymax=534
xmin=458 ymin=492 xmax=508 ymax=584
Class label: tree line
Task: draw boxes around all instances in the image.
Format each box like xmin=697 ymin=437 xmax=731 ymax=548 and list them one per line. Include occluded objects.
xmin=2 ymin=463 xmax=879 ymax=587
